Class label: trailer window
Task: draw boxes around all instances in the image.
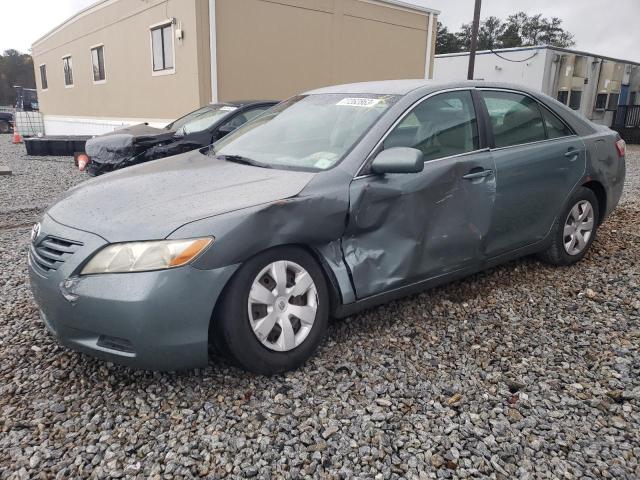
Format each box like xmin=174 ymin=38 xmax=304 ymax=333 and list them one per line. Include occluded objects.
xmin=557 ymin=90 xmax=568 ymax=105
xmin=151 ymin=23 xmax=174 ymax=73
xmin=91 ymin=45 xmax=106 ymax=82
xmin=595 ymin=94 xmax=607 ymax=111
xmin=63 ymin=56 xmax=73 ymax=87
xmin=39 ymin=65 xmax=48 ymax=90
xmin=569 ymin=90 xmax=582 ymax=110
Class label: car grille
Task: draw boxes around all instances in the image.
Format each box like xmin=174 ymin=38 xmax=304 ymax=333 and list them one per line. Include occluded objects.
xmin=30 ymin=236 xmax=83 ymax=273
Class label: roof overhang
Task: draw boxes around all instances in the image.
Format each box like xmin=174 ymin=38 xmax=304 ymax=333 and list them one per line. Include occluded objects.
xmin=32 ymin=0 xmax=121 ymax=49
xmin=436 ymin=44 xmax=640 ymax=67
xmin=32 ymin=0 xmax=440 ymax=50
xmin=376 ymin=0 xmax=440 ymax=15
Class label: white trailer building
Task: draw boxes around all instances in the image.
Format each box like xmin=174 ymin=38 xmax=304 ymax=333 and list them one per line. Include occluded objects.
xmin=434 ymin=46 xmax=640 ymax=127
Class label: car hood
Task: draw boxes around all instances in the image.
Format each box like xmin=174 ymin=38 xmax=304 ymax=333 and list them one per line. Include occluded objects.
xmin=47 ymin=150 xmax=316 ymax=242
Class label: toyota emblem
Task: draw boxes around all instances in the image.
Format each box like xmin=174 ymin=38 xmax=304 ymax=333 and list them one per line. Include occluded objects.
xmin=31 ymin=222 xmax=41 ymax=243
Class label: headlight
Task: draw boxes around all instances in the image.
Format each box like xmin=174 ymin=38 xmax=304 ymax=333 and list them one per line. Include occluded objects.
xmin=81 ymin=238 xmax=213 ymax=275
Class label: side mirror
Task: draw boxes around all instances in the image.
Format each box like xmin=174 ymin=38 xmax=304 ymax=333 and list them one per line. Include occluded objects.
xmin=370 ymin=147 xmax=424 ymax=174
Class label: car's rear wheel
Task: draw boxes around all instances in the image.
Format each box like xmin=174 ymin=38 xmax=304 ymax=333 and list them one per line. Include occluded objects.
xmin=538 ymin=187 xmax=599 ymax=266
xmin=213 ymin=246 xmax=329 ymax=374
xmin=0 ymin=120 xmax=10 ymax=134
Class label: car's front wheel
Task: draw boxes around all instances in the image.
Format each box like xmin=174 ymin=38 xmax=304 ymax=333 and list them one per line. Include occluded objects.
xmin=538 ymin=186 xmax=599 ymax=266
xmin=213 ymin=246 xmax=329 ymax=374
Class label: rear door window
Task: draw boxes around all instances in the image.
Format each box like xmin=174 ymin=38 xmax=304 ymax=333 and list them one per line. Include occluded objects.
xmin=383 ymin=90 xmax=479 ymax=161
xmin=541 ymin=107 xmax=573 ymax=139
xmin=482 ymin=91 xmax=546 ymax=148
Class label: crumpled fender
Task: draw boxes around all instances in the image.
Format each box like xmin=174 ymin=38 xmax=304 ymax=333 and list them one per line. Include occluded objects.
xmin=170 ymin=174 xmax=357 ymax=305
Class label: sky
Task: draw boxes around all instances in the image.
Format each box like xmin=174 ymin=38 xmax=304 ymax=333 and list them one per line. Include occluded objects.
xmin=414 ymin=0 xmax=640 ymax=62
xmin=1 ymin=0 xmax=639 ymax=62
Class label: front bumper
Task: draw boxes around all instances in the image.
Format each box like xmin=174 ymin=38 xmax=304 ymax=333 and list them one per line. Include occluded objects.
xmin=28 ymin=214 xmax=238 ymax=370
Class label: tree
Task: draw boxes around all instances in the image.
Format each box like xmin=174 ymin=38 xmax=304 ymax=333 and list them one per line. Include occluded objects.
xmin=435 ymin=22 xmax=463 ymax=54
xmin=498 ymin=24 xmax=523 ymax=48
xmin=478 ymin=16 xmax=506 ymax=50
xmin=0 ymin=50 xmax=36 ymax=107
xmin=436 ymin=12 xmax=575 ymax=54
xmin=507 ymin=13 xmax=575 ymax=48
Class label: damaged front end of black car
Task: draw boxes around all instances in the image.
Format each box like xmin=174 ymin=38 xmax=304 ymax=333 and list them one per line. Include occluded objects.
xmin=83 ymin=124 xmax=203 ymax=176
xmin=80 ymin=101 xmax=277 ymax=176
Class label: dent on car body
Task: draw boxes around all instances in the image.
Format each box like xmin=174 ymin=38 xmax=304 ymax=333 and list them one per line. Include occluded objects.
xmin=343 ymin=153 xmax=497 ymax=299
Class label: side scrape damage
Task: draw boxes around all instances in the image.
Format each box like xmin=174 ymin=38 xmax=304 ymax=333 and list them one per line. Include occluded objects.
xmin=342 ymin=156 xmax=497 ymax=299
xmin=179 ymin=182 xmax=357 ymax=304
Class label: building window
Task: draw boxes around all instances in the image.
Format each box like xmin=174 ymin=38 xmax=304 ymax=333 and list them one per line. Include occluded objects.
xmin=557 ymin=90 xmax=569 ymax=105
xmin=607 ymin=93 xmax=620 ymax=111
xmin=573 ymin=56 xmax=587 ymax=78
xmin=63 ymin=56 xmax=73 ymax=86
xmin=151 ymin=23 xmax=174 ymax=73
xmin=630 ymin=92 xmax=637 ymax=106
xmin=91 ymin=45 xmax=106 ymax=82
xmin=39 ymin=65 xmax=48 ymax=90
xmin=569 ymin=90 xmax=582 ymax=110
xmin=595 ymin=93 xmax=607 ymax=111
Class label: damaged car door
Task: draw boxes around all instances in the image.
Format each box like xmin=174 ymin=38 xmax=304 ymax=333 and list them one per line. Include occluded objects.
xmin=343 ymin=90 xmax=496 ymax=299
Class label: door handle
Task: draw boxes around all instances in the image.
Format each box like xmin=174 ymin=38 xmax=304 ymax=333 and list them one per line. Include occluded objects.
xmin=462 ymin=169 xmax=493 ymax=180
xmin=565 ymin=149 xmax=579 ymax=159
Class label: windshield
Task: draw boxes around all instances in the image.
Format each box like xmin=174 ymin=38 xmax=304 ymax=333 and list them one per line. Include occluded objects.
xmin=212 ymin=94 xmax=399 ymax=171
xmin=167 ymin=104 xmax=238 ymax=136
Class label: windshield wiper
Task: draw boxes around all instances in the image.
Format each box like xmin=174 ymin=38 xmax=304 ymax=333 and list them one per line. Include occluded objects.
xmin=217 ymin=154 xmax=271 ymax=169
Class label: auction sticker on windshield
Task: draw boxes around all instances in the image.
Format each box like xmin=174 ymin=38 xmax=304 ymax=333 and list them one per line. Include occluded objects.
xmin=220 ymin=106 xmax=238 ymax=112
xmin=336 ymin=98 xmax=382 ymax=108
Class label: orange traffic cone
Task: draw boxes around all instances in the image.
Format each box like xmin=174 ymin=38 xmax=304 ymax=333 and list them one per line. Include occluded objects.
xmin=12 ymin=131 xmax=22 ymax=144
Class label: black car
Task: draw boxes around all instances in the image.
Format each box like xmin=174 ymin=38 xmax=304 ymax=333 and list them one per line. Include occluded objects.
xmin=82 ymin=100 xmax=276 ymax=176
xmin=0 ymin=112 xmax=14 ymax=134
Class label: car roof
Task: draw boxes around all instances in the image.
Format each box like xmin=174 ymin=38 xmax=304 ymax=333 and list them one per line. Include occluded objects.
xmin=305 ymin=79 xmax=598 ymax=135
xmin=305 ymin=79 xmax=556 ymax=96
xmin=305 ymin=79 xmax=441 ymax=96
xmin=219 ymin=100 xmax=278 ymax=107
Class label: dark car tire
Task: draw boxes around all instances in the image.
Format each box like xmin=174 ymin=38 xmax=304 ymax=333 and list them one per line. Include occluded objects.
xmin=213 ymin=246 xmax=329 ymax=375
xmin=0 ymin=120 xmax=10 ymax=134
xmin=538 ymin=187 xmax=600 ymax=266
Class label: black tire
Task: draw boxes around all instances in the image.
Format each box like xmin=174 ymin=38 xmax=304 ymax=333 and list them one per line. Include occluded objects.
xmin=213 ymin=246 xmax=329 ymax=374
xmin=538 ymin=187 xmax=600 ymax=266
xmin=0 ymin=120 xmax=10 ymax=134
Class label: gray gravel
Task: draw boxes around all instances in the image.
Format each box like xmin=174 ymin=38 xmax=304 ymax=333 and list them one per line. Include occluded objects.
xmin=0 ymin=137 xmax=84 ymax=230
xmin=1 ymin=135 xmax=639 ymax=479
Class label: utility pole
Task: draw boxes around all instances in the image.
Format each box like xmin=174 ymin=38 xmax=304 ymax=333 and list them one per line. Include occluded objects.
xmin=467 ymin=0 xmax=482 ymax=80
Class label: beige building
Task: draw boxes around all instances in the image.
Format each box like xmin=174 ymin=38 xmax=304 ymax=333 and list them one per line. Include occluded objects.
xmin=31 ymin=0 xmax=439 ymax=135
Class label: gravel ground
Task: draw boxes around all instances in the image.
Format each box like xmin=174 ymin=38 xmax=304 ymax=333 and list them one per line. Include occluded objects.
xmin=1 ymin=135 xmax=639 ymax=479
